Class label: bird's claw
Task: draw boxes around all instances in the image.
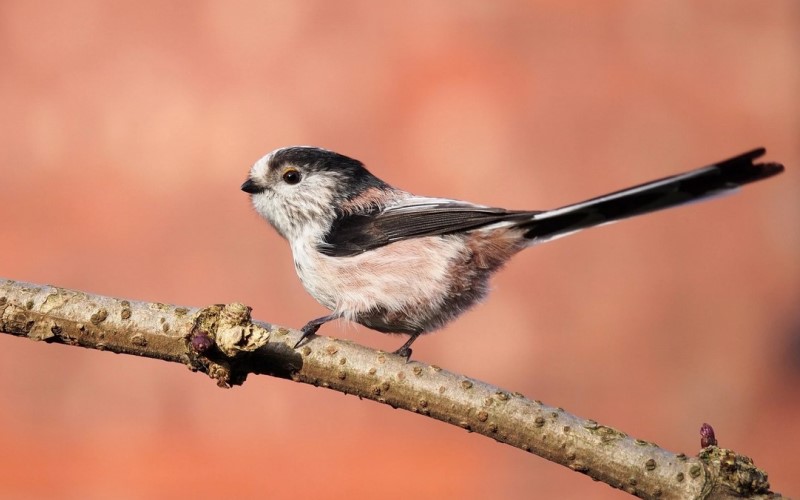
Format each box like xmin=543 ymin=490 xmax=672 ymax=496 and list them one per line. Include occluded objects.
xmin=392 ymin=346 xmax=413 ymax=361
xmin=293 ymin=323 xmax=320 ymax=349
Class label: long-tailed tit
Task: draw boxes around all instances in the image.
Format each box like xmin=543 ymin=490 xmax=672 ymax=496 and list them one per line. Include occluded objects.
xmin=242 ymin=147 xmax=783 ymax=358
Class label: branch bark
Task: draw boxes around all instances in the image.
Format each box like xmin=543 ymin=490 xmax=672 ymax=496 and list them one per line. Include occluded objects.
xmin=0 ymin=278 xmax=784 ymax=499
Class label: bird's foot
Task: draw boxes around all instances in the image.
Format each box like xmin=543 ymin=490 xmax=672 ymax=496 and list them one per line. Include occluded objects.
xmin=392 ymin=345 xmax=413 ymax=361
xmin=293 ymin=322 xmax=321 ymax=349
xmin=294 ymin=314 xmax=339 ymax=349
xmin=392 ymin=332 xmax=421 ymax=361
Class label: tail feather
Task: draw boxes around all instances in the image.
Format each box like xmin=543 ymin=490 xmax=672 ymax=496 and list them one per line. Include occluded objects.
xmin=521 ymin=148 xmax=784 ymax=242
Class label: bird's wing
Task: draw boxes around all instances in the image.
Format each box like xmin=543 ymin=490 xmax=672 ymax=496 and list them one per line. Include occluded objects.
xmin=318 ymin=197 xmax=538 ymax=257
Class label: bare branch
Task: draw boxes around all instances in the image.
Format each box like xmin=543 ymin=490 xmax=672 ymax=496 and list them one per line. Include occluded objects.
xmin=0 ymin=278 xmax=784 ymax=499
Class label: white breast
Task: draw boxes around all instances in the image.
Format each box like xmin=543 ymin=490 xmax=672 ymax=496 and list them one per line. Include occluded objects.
xmin=292 ymin=236 xmax=464 ymax=322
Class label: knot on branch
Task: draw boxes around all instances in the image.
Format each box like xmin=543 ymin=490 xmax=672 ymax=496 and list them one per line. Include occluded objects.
xmin=698 ymin=447 xmax=771 ymax=497
xmin=0 ymin=301 xmax=36 ymax=336
xmin=187 ymin=303 xmax=271 ymax=388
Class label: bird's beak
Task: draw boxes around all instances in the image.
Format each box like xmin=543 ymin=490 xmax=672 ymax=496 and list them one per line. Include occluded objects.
xmin=241 ymin=178 xmax=265 ymax=194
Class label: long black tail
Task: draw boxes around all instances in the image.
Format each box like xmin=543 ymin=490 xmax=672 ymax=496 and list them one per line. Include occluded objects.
xmin=521 ymin=148 xmax=784 ymax=242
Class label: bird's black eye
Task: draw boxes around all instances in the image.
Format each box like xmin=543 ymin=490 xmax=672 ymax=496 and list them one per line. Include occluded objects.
xmin=282 ymin=168 xmax=302 ymax=185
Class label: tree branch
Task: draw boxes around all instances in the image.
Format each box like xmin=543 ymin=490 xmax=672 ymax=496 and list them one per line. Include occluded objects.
xmin=0 ymin=278 xmax=784 ymax=499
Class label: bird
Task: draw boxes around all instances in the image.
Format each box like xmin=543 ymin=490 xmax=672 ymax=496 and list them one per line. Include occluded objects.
xmin=241 ymin=146 xmax=784 ymax=358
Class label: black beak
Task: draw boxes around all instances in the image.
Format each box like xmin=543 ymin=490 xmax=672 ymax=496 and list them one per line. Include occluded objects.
xmin=241 ymin=178 xmax=265 ymax=194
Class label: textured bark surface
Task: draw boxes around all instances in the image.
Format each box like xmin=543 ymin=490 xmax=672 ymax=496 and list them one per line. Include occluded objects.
xmin=0 ymin=278 xmax=785 ymax=499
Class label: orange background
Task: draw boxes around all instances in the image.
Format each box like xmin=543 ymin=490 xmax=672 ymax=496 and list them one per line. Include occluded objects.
xmin=1 ymin=2 xmax=798 ymax=498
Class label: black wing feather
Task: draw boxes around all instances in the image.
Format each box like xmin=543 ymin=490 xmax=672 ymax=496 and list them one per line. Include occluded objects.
xmin=320 ymin=203 xmax=537 ymax=257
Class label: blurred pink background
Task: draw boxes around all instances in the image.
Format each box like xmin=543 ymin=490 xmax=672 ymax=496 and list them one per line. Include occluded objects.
xmin=1 ymin=1 xmax=798 ymax=498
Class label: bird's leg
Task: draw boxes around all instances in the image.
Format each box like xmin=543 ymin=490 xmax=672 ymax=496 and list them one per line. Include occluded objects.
xmin=392 ymin=332 xmax=421 ymax=360
xmin=293 ymin=314 xmax=339 ymax=349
